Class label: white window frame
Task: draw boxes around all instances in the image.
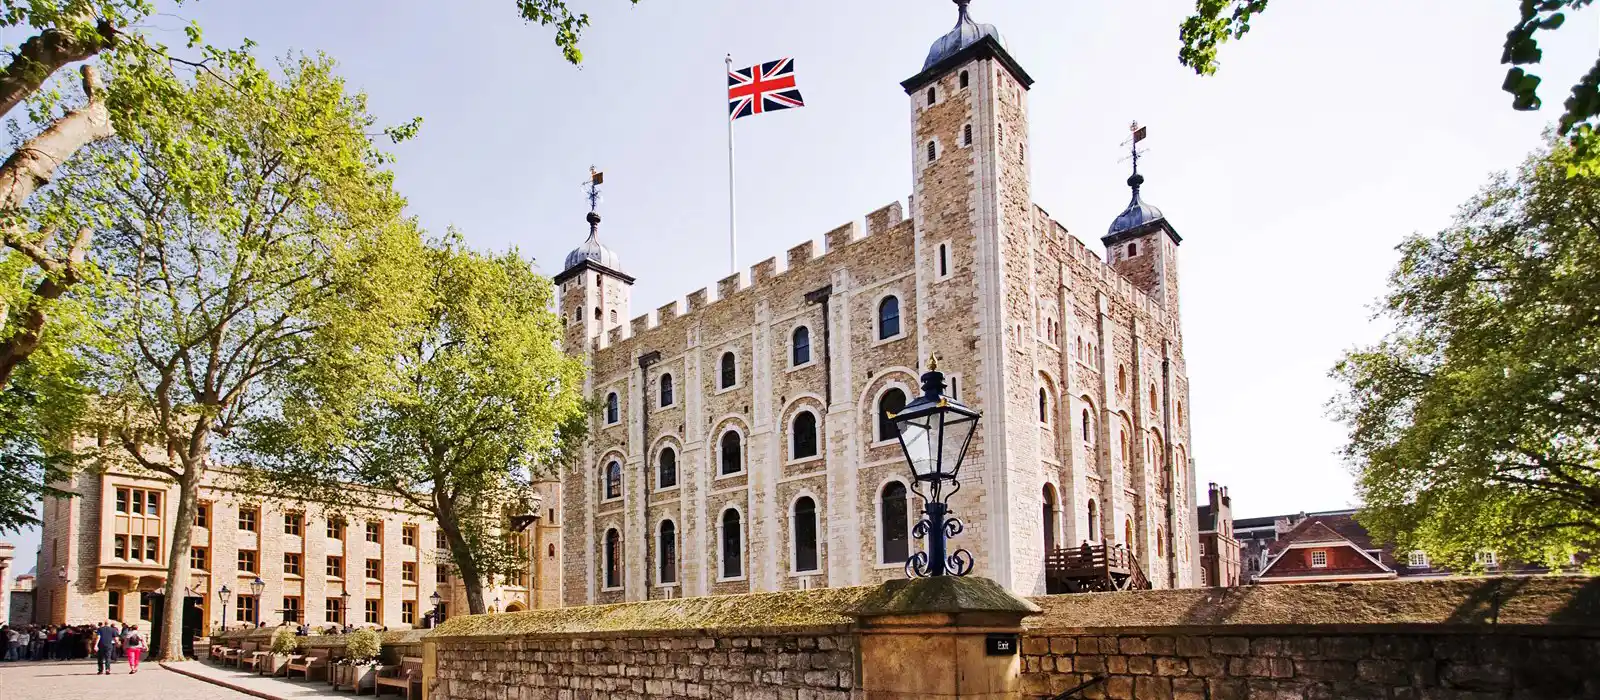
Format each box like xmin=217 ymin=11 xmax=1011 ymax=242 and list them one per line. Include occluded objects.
xmin=872 ymin=291 xmax=908 ymax=346
xmin=874 ymin=477 xmax=916 ymax=569
xmin=716 ymin=505 xmax=747 ymax=582
xmin=787 ymin=408 xmax=823 ymax=464
xmin=1310 ymin=550 xmax=1328 ymax=568
xmin=599 ymin=458 xmax=624 ymax=504
xmin=789 ymin=324 xmax=816 ymax=370
xmin=600 ymin=527 xmax=623 ymax=592
xmin=656 ymin=371 xmax=676 ymax=410
xmin=714 ymin=425 xmax=747 ymax=479
xmin=604 ymin=391 xmax=621 ymax=426
xmin=715 ymin=350 xmax=741 ymax=393
xmin=1476 ymin=550 xmax=1498 ymax=567
xmin=869 ymin=382 xmax=913 ymax=448
xmin=1407 ymin=550 xmax=1428 ymax=568
xmin=653 ymin=442 xmax=681 ymax=493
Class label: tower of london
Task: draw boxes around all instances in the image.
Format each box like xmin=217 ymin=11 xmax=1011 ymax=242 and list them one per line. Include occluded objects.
xmin=556 ymin=1 xmax=1196 ymax=604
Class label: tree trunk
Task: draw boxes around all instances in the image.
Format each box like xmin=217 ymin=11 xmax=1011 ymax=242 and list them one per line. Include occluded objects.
xmin=437 ymin=512 xmax=488 ymax=615
xmin=158 ymin=467 xmax=202 ymax=660
xmin=0 ymin=23 xmax=116 ymax=121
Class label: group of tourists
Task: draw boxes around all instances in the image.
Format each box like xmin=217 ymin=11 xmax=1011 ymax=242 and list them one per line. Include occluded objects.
xmin=0 ymin=622 xmax=147 ymax=672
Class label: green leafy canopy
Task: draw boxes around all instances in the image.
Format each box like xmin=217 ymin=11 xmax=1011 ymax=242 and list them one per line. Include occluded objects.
xmin=1331 ymin=136 xmax=1600 ymax=571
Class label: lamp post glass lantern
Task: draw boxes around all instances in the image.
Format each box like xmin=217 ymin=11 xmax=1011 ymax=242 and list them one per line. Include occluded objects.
xmin=250 ymin=576 xmax=265 ymax=626
xmin=890 ymin=357 xmax=981 ymax=578
xmin=218 ymin=584 xmax=232 ymax=630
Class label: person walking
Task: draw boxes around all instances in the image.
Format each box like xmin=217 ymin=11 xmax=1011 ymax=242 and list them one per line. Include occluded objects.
xmin=123 ymin=625 xmax=146 ymax=673
xmin=94 ymin=621 xmax=119 ymax=675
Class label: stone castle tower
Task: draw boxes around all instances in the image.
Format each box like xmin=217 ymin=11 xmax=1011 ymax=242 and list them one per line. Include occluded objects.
xmin=554 ymin=0 xmax=1196 ymax=603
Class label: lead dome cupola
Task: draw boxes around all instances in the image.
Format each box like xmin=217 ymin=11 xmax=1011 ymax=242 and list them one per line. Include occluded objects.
xmin=923 ymin=0 xmax=1005 ymax=71
xmin=563 ymin=211 xmax=621 ymax=273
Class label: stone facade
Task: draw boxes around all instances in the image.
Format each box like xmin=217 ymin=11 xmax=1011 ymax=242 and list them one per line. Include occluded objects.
xmin=1196 ymin=483 xmax=1241 ymax=587
xmin=557 ymin=3 xmax=1197 ymax=606
xmin=9 ymin=574 xmax=34 ymax=625
xmin=30 ymin=465 xmax=561 ymax=628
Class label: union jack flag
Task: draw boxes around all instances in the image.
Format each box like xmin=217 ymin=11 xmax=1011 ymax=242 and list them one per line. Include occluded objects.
xmin=728 ymin=58 xmax=806 ymax=121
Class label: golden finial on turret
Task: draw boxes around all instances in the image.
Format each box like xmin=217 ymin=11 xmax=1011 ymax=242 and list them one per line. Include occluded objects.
xmin=928 ymin=354 xmax=939 ymax=371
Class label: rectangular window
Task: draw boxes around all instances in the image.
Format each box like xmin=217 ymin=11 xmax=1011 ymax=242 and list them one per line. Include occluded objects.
xmin=1198 ymin=541 xmax=1206 ymax=556
xmin=284 ymin=553 xmax=302 ymax=576
xmin=436 ymin=530 xmax=447 ymax=550
xmin=366 ymin=558 xmax=381 ymax=580
xmin=366 ymin=521 xmax=382 ymax=543
xmin=132 ymin=489 xmax=144 ymax=515
xmin=115 ymin=488 xmax=129 ymax=513
xmin=1408 ymin=551 xmax=1429 ymax=568
xmin=140 ymin=593 xmax=153 ymax=622
xmin=435 ymin=565 xmax=449 ymax=584
xmin=114 ymin=534 xmax=128 ymax=560
xmin=143 ymin=536 xmax=159 ymax=563
xmin=190 ymin=546 xmax=208 ymax=571
xmin=1200 ymin=568 xmax=1208 ymax=586
xmin=327 ymin=555 xmax=344 ymax=579
xmin=402 ymin=525 xmax=417 ymax=547
xmin=1476 ymin=551 xmax=1498 ymax=567
xmin=237 ymin=595 xmax=257 ymax=623
xmin=327 ymin=518 xmax=344 ymax=539
xmin=365 ymin=599 xmax=380 ymax=624
xmin=283 ymin=596 xmax=302 ymax=623
xmin=401 ymin=562 xmax=416 ymax=582
xmin=108 ymin=590 xmax=121 ymax=620
xmin=325 ymin=598 xmax=343 ymax=624
xmin=238 ymin=549 xmax=258 ymax=573
xmin=145 ymin=491 xmax=160 ymax=516
xmin=284 ymin=513 xmax=302 ymax=535
xmin=194 ymin=502 xmax=210 ymax=528
xmin=239 ymin=507 xmax=258 ymax=532
xmin=1310 ymin=550 xmax=1328 ymax=568
xmin=401 ymin=601 xmax=415 ymax=625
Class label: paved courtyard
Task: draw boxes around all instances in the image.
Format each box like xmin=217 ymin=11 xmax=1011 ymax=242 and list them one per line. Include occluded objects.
xmin=0 ymin=660 xmax=256 ymax=700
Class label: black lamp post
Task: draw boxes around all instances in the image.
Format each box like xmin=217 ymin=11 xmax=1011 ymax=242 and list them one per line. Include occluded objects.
xmin=889 ymin=357 xmax=981 ymax=577
xmin=218 ymin=584 xmax=232 ymax=630
xmin=429 ymin=591 xmax=442 ymax=622
xmin=249 ymin=576 xmax=265 ymax=627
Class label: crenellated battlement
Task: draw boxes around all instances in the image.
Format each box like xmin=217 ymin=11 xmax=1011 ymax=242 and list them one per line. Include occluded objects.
xmin=1042 ymin=210 xmax=1168 ymax=326
xmin=582 ymin=199 xmax=910 ymax=355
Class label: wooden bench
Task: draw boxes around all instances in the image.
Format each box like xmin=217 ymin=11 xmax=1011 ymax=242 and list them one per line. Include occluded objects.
xmin=373 ymin=657 xmax=423 ymax=700
xmin=224 ymin=641 xmax=255 ymax=668
xmin=239 ymin=642 xmax=269 ymax=672
xmin=286 ymin=652 xmax=325 ymax=681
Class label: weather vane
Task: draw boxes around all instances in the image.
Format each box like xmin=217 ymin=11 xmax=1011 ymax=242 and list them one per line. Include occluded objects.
xmin=584 ymin=166 xmax=604 ymax=213
xmin=1122 ymin=121 xmax=1149 ymax=177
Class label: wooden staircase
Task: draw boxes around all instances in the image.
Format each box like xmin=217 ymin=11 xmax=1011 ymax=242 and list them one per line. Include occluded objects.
xmin=1044 ymin=543 xmax=1152 ymax=594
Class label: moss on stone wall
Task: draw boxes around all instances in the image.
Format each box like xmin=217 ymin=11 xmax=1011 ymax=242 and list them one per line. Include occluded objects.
xmin=430 ymin=585 xmax=878 ymax=639
xmin=1026 ymin=576 xmax=1600 ymax=630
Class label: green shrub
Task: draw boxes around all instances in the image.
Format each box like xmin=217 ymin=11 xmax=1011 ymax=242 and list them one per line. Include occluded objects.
xmin=345 ymin=628 xmax=381 ymax=663
xmin=270 ymin=627 xmax=299 ymax=655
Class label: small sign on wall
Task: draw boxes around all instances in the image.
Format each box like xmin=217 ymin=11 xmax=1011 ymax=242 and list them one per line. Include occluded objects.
xmin=985 ymin=633 xmax=1019 ymax=656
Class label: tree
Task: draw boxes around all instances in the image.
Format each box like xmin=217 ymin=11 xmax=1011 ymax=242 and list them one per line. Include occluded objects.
xmin=36 ymin=49 xmax=421 ymax=658
xmin=243 ymin=236 xmax=588 ymax=616
xmin=514 ymin=0 xmax=642 ymax=64
xmin=1331 ymin=137 xmax=1600 ymax=571
xmin=1178 ymin=1 xmax=1600 ymax=175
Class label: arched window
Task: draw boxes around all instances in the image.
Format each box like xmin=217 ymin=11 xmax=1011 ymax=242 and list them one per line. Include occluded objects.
xmin=1117 ymin=365 xmax=1127 ymax=394
xmin=1042 ymin=486 xmax=1057 ymax=552
xmin=1125 ymin=518 xmax=1134 ymax=549
xmin=926 ymin=140 xmax=937 ymax=163
xmin=1177 ymin=401 xmax=1185 ymax=427
xmin=792 ymin=326 xmax=811 ymax=366
xmin=959 ymin=70 xmax=969 ymax=89
xmin=793 ymin=496 xmax=819 ymax=573
xmin=1038 ymin=387 xmax=1049 ymax=424
xmin=877 ymin=388 xmax=907 ymax=442
xmin=926 ymin=86 xmax=936 ymax=105
xmin=1081 ymin=408 xmax=1093 ymax=443
xmin=657 ymin=447 xmax=677 ymax=489
xmin=603 ymin=529 xmax=621 ymax=589
xmin=660 ymin=374 xmax=674 ymax=407
xmin=878 ymin=296 xmax=901 ymax=340
xmin=603 ymin=460 xmax=622 ymax=500
xmin=605 ymin=392 xmax=619 ymax=424
xmin=962 ymin=123 xmax=972 ymax=146
xmin=937 ymin=242 xmax=950 ymax=277
xmin=1156 ymin=527 xmax=1165 ymax=557
xmin=1086 ymin=500 xmax=1098 ymax=541
xmin=880 ymin=482 xmax=909 ymax=564
xmin=594 ymin=307 xmax=601 ymax=321
xmin=720 ymin=508 xmax=743 ymax=579
xmin=658 ymin=521 xmax=677 ymax=584
xmin=720 ymin=430 xmax=742 ymax=475
xmin=720 ymin=352 xmax=737 ymax=389
xmin=792 ymin=411 xmax=819 ymax=459
xmin=1150 ymin=385 xmax=1159 ymax=413
xmin=1118 ymin=429 xmax=1128 ymax=464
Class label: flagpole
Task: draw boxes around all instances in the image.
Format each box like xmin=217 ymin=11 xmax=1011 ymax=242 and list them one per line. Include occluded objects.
xmin=726 ymin=53 xmax=738 ymax=276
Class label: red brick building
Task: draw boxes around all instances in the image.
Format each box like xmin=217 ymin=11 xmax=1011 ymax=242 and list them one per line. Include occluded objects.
xmin=1254 ymin=516 xmax=1399 ymax=584
xmin=1194 ymin=484 xmax=1240 ymax=587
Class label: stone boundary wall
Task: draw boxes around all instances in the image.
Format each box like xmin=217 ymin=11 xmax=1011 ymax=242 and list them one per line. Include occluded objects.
xmin=425 ymin=586 xmax=871 ymax=700
xmin=1020 ymin=577 xmax=1600 ymax=700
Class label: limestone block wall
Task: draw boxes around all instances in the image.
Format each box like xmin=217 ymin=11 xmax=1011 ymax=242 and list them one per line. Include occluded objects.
xmin=1018 ymin=577 xmax=1600 ymax=700
xmin=426 ymin=586 xmax=869 ymax=700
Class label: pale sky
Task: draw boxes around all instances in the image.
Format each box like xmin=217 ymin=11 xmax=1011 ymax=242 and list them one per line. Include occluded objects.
xmin=5 ymin=1 xmax=1596 ymax=575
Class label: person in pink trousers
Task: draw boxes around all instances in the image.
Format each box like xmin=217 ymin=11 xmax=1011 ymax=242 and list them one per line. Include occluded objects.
xmin=123 ymin=625 xmax=145 ymax=673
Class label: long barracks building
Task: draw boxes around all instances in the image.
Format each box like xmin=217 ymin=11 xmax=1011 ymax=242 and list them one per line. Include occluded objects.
xmin=557 ymin=1 xmax=1201 ymax=604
